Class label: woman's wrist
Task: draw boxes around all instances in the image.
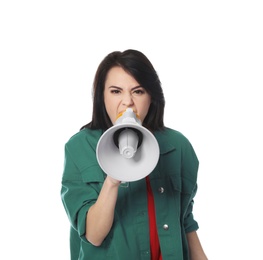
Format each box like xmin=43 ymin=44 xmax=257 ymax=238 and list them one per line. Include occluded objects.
xmin=105 ymin=176 xmax=121 ymax=186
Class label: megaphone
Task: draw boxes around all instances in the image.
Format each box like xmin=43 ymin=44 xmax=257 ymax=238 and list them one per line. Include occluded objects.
xmin=96 ymin=108 xmax=160 ymax=182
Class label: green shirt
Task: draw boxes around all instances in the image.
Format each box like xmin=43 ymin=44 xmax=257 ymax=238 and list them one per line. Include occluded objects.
xmin=61 ymin=127 xmax=199 ymax=260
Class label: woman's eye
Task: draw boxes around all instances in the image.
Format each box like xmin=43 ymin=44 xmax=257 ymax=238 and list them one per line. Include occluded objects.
xmin=133 ymin=89 xmax=145 ymax=95
xmin=110 ymin=89 xmax=121 ymax=94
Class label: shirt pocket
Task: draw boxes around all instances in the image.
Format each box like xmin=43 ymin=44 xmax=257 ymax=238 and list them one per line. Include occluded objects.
xmin=80 ymin=164 xmax=106 ymax=195
xmin=169 ymin=173 xmax=182 ymax=193
xmin=80 ymin=164 xmax=105 ymax=183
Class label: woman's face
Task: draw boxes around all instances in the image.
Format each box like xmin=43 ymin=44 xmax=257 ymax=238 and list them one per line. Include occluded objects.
xmin=104 ymin=66 xmax=151 ymax=124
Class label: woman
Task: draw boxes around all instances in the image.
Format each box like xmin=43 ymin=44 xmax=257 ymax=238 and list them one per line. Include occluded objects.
xmin=61 ymin=49 xmax=208 ymax=260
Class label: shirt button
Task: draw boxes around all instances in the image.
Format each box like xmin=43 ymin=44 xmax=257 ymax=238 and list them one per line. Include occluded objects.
xmin=163 ymin=224 xmax=169 ymax=230
xmin=158 ymin=187 xmax=164 ymax=193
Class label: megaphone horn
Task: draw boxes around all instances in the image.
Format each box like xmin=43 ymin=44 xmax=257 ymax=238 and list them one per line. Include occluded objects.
xmin=96 ymin=108 xmax=160 ymax=182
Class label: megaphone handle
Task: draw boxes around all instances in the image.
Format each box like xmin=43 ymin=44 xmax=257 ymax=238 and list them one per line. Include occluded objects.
xmin=120 ymin=181 xmax=129 ymax=188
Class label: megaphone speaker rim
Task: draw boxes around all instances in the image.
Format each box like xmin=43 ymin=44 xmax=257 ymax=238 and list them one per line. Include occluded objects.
xmin=96 ymin=123 xmax=160 ymax=182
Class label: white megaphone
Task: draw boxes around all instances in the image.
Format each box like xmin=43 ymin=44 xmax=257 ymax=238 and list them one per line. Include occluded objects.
xmin=96 ymin=108 xmax=160 ymax=182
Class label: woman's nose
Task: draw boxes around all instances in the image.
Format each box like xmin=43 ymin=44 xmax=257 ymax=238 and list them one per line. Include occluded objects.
xmin=122 ymin=93 xmax=134 ymax=107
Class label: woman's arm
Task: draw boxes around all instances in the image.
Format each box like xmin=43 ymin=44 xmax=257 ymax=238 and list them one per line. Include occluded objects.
xmin=187 ymin=231 xmax=208 ymax=260
xmin=85 ymin=176 xmax=120 ymax=246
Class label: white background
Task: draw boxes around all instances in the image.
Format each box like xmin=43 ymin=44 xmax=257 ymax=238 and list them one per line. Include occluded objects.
xmin=1 ymin=1 xmax=262 ymax=259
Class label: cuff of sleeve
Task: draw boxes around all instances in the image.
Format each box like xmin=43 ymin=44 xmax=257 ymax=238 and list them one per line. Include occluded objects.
xmin=185 ymin=219 xmax=199 ymax=233
xmin=77 ymin=204 xmax=92 ymax=243
xmin=184 ymin=211 xmax=199 ymax=233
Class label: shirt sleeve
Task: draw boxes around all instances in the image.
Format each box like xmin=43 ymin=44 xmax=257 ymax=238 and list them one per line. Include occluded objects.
xmin=183 ymin=185 xmax=199 ymax=233
xmin=61 ymin=142 xmax=104 ymax=241
xmin=181 ymin=138 xmax=200 ymax=233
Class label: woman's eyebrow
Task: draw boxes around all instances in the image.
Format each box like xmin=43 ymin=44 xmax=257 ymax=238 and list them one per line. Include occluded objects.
xmin=108 ymin=86 xmax=122 ymax=90
xmin=131 ymin=86 xmax=142 ymax=90
xmin=108 ymin=85 xmax=142 ymax=90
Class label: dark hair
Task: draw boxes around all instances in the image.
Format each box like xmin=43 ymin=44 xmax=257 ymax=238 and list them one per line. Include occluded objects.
xmin=81 ymin=49 xmax=165 ymax=131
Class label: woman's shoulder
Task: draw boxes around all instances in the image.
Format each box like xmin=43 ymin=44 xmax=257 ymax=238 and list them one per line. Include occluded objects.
xmin=65 ymin=128 xmax=102 ymax=148
xmin=155 ymin=127 xmax=191 ymax=145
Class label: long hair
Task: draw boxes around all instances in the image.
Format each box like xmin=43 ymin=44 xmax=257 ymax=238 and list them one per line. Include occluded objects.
xmin=81 ymin=49 xmax=165 ymax=131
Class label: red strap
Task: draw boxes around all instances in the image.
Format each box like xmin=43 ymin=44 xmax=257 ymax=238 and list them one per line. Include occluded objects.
xmin=146 ymin=176 xmax=162 ymax=260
